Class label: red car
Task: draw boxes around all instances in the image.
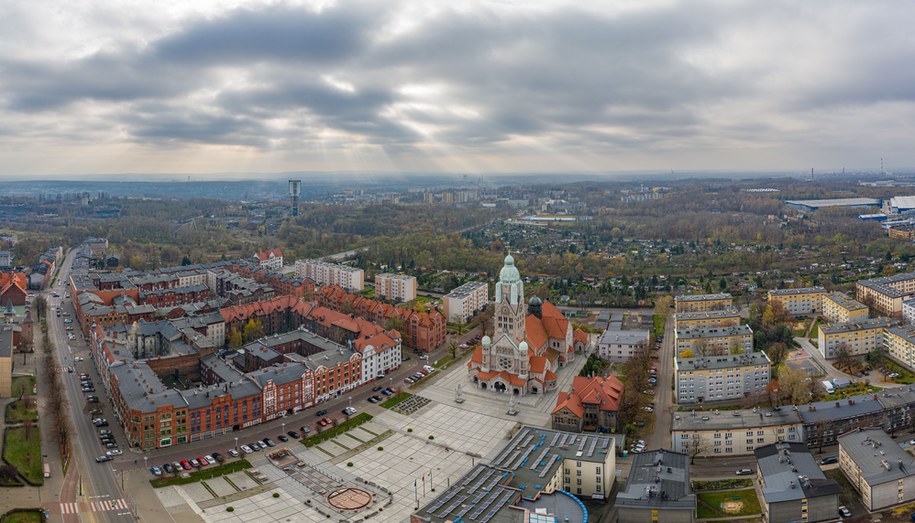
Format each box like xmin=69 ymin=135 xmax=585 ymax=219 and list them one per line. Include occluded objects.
xmin=180 ymin=460 xmax=192 ymax=470
xmin=197 ymin=456 xmax=208 ymax=467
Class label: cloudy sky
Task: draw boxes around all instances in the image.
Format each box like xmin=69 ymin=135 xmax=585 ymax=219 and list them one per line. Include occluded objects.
xmin=0 ymin=0 xmax=912 ymax=177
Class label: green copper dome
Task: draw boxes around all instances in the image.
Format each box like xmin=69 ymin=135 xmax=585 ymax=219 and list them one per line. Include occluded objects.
xmin=499 ymin=253 xmax=521 ymax=283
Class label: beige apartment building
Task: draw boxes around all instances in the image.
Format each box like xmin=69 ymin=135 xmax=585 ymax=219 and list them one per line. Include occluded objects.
xmin=675 ymin=293 xmax=733 ymax=313
xmin=817 ymin=318 xmax=890 ymax=359
xmin=857 ymin=272 xmax=915 ymax=318
xmin=674 ymin=352 xmax=771 ymax=404
xmin=671 ymin=408 xmax=805 ymax=457
xmin=884 ymin=327 xmax=915 ymax=372
xmin=674 ymin=306 xmax=741 ymax=330
xmin=442 ymin=281 xmax=488 ymax=323
xmin=767 ymin=287 xmax=828 ymax=315
xmin=294 ymin=259 xmax=364 ymax=292
xmin=839 ymin=428 xmax=915 ymax=511
xmin=822 ymin=292 xmax=869 ymax=324
xmin=675 ymin=324 xmax=754 ymax=354
xmin=373 ymin=273 xmax=417 ymax=303
xmin=0 ymin=327 xmax=12 ymax=397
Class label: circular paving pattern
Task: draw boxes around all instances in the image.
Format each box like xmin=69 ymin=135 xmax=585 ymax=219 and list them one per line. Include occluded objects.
xmin=326 ymin=487 xmax=374 ymax=510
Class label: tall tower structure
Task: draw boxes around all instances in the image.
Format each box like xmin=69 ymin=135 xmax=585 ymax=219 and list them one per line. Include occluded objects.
xmin=288 ymin=180 xmax=301 ymax=217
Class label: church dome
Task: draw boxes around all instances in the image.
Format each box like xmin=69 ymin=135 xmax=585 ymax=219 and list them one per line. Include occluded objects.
xmin=481 ymin=335 xmax=491 ymax=345
xmin=519 ymin=341 xmax=528 ymax=352
xmin=499 ymin=253 xmax=521 ymax=283
xmin=528 ymin=296 xmax=542 ymax=306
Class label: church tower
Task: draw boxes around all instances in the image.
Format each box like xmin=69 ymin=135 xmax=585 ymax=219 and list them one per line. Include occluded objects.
xmin=493 ymin=253 xmax=525 ymax=343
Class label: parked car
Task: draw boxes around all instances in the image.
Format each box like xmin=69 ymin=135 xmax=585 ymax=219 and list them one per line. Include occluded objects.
xmin=196 ymin=456 xmax=208 ymax=467
xmin=96 ymin=455 xmax=112 ymax=463
xmin=163 ymin=463 xmax=174 ymax=474
xmin=372 ymin=386 xmax=382 ymax=391
xmin=228 ymin=449 xmax=240 ymax=458
xmin=839 ymin=506 xmax=851 ymax=518
xmin=277 ymin=434 xmax=289 ymax=442
xmin=240 ymin=445 xmax=253 ymax=455
xmin=211 ymin=453 xmax=223 ymax=463
xmin=287 ymin=431 xmax=300 ymax=439
xmin=300 ymin=427 xmax=311 ymax=435
xmin=262 ymin=438 xmax=276 ymax=448
xmin=180 ymin=460 xmax=192 ymax=470
xmin=735 ymin=468 xmax=754 ymax=476
xmin=106 ymin=449 xmax=122 ymax=457
xmin=105 ymin=442 xmax=118 ymax=449
xmin=189 ymin=458 xmax=200 ymax=468
xmin=204 ymin=455 xmax=216 ymax=465
xmin=820 ymin=456 xmax=838 ymax=465
xmin=93 ymin=418 xmax=108 ymax=427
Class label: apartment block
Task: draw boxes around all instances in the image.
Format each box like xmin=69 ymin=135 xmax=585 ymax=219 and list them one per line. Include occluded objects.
xmin=674 ymin=306 xmax=741 ymax=330
xmin=675 ymin=293 xmax=733 ymax=313
xmin=412 ymin=427 xmax=615 ymax=522
xmin=442 ymin=281 xmax=488 ymax=323
xmin=0 ymin=327 xmax=13 ymax=397
xmin=615 ymin=450 xmax=696 ymax=523
xmin=595 ymin=329 xmax=650 ymax=362
xmin=674 ymin=352 xmax=771 ymax=404
xmin=767 ymin=287 xmax=828 ymax=315
xmin=253 ymin=248 xmax=283 ymax=271
xmin=671 ymin=408 xmax=804 ymax=457
xmin=373 ymin=273 xmax=417 ymax=302
xmin=839 ymin=428 xmax=915 ymax=511
xmin=857 ymin=272 xmax=915 ymax=318
xmin=294 ymin=259 xmax=364 ymax=292
xmin=756 ymin=442 xmax=839 ymax=523
xmin=902 ymin=298 xmax=915 ymax=325
xmin=675 ymin=324 xmax=754 ymax=354
xmin=817 ymin=318 xmax=889 ymax=359
xmin=822 ymin=292 xmax=869 ymax=324
xmin=884 ymin=327 xmax=915 ymax=372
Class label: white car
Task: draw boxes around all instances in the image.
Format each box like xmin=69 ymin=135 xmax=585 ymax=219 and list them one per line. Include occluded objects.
xmin=106 ymin=449 xmax=122 ymax=457
xmin=240 ymin=445 xmax=253 ymax=455
xmin=204 ymin=455 xmax=216 ymax=465
xmin=228 ymin=449 xmax=240 ymax=458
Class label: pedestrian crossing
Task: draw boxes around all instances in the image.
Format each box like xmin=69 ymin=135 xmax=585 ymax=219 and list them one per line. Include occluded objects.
xmin=56 ymin=498 xmax=129 ymax=515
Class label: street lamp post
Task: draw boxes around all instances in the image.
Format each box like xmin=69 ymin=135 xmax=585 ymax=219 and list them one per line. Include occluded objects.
xmin=348 ymin=397 xmax=352 ymax=408
xmin=235 ymin=437 xmax=239 ymax=454
xmin=143 ymin=456 xmax=148 ymax=470
xmin=282 ymin=422 xmax=286 ymax=436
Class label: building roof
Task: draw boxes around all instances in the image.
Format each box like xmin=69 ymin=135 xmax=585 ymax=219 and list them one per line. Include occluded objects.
xmin=798 ymin=394 xmax=883 ymax=424
xmin=254 ymin=248 xmax=282 ymax=261
xmin=838 ymin=428 xmax=915 ymax=486
xmin=675 ymin=324 xmax=753 ymax=341
xmin=597 ymin=329 xmax=649 ymax=346
xmin=672 ymin=407 xmax=802 ymax=432
xmin=444 ymin=280 xmax=487 ymax=298
xmin=0 ymin=326 xmax=14 ymax=358
xmin=819 ymin=318 xmax=890 ymax=335
xmin=824 ymin=292 xmax=868 ymax=311
xmin=675 ymin=293 xmax=732 ymax=302
xmin=615 ymin=450 xmax=695 ymax=510
xmin=768 ymin=286 xmax=827 ymax=296
xmin=675 ymin=307 xmax=740 ymax=322
xmin=857 ymin=272 xmax=915 ymax=298
xmin=786 ymin=198 xmax=881 ymax=209
xmin=676 ymin=351 xmax=770 ymax=371
xmin=552 ymin=375 xmax=624 ymax=418
xmin=755 ymin=442 xmax=839 ymax=503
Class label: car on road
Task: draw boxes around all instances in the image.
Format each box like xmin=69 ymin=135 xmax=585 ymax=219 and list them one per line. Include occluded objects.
xmin=277 ymin=434 xmax=289 ymax=442
xmin=239 ymin=445 xmax=253 ymax=455
xmin=96 ymin=455 xmax=112 ymax=463
xmin=287 ymin=431 xmax=300 ymax=439
xmin=820 ymin=456 xmax=838 ymax=465
xmin=838 ymin=506 xmax=851 ymax=518
xmin=67 ymin=366 xmax=74 ymax=373
xmin=228 ymin=449 xmax=240 ymax=458
xmin=735 ymin=468 xmax=754 ymax=476
xmin=87 ymin=396 xmax=99 ymax=403
xmin=180 ymin=460 xmax=192 ymax=470
xmin=316 ymin=409 xmax=328 ymax=416
xmin=75 ymin=356 xmax=82 ymax=362
xmin=106 ymin=449 xmax=122 ymax=456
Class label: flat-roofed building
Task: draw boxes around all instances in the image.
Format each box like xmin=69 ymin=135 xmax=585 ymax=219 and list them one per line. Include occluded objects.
xmin=674 ymin=306 xmax=741 ymax=330
xmin=767 ymin=287 xmax=828 ymax=315
xmin=822 ymin=292 xmax=869 ymax=324
xmin=799 ymin=395 xmax=885 ymax=448
xmin=817 ymin=318 xmax=890 ymax=359
xmin=675 ymin=293 xmax=733 ymax=313
xmin=856 ymin=272 xmax=915 ymax=318
xmin=755 ymin=442 xmax=840 ymax=523
xmin=674 ymin=352 xmax=771 ymax=404
xmin=786 ymin=198 xmax=881 ymax=211
xmin=675 ymin=324 xmax=754 ymax=354
xmin=614 ymin=449 xmax=695 ymax=523
xmin=671 ymin=408 xmax=804 ymax=457
xmin=839 ymin=427 xmax=915 ymax=511
xmin=294 ymin=259 xmax=364 ymax=292
xmin=442 ymin=281 xmax=488 ymax=322
xmin=596 ymin=329 xmax=650 ymax=362
xmin=0 ymin=326 xmax=13 ymax=397
xmin=885 ymin=327 xmax=915 ymax=372
xmin=373 ymin=273 xmax=417 ymax=302
xmin=901 ymin=298 xmax=915 ymax=325
xmin=411 ymin=426 xmax=615 ymax=523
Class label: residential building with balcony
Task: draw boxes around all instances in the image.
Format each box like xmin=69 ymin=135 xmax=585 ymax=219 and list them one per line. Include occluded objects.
xmin=674 ymin=293 xmax=733 ymax=313
xmin=767 ymin=287 xmax=828 ymax=315
xmin=442 ymin=281 xmax=488 ymax=323
xmin=374 ymin=273 xmax=417 ymax=303
xmin=817 ymin=318 xmax=889 ymax=359
xmin=674 ymin=352 xmax=771 ymax=404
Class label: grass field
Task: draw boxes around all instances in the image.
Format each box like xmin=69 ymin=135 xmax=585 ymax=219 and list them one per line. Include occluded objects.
xmin=5 ymin=399 xmax=38 ymax=424
xmin=652 ymin=314 xmax=665 ymax=339
xmin=691 ymin=479 xmax=753 ymax=491
xmin=2 ymin=427 xmax=42 ymax=486
xmin=302 ymin=413 xmax=373 ymax=447
xmin=380 ymin=392 xmax=411 ymax=409
xmin=821 ymin=381 xmax=882 ymax=401
xmin=0 ymin=509 xmax=43 ymax=523
xmin=150 ymin=460 xmax=251 ymax=488
xmin=696 ymin=489 xmax=761 ymax=519
xmin=10 ymin=376 xmax=35 ymax=398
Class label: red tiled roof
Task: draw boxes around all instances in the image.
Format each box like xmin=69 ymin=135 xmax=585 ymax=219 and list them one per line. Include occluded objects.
xmin=476 ymin=370 xmax=527 ymax=387
xmin=254 ymin=248 xmax=282 ymax=261
xmin=552 ymin=390 xmax=584 ymax=417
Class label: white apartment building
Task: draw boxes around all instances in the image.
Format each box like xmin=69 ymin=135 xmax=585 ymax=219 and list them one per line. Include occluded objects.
xmin=355 ymin=333 xmax=402 ymax=384
xmin=374 ymin=273 xmax=417 ymax=302
xmin=596 ymin=330 xmax=650 ymax=363
xmin=442 ymin=281 xmax=488 ymax=322
xmin=674 ymin=351 xmax=772 ymax=404
xmin=294 ymin=259 xmax=364 ymax=291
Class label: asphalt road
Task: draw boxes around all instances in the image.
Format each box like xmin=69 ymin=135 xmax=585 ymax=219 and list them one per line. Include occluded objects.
xmin=47 ymin=249 xmax=134 ymax=523
xmin=647 ymin=314 xmax=675 ymax=451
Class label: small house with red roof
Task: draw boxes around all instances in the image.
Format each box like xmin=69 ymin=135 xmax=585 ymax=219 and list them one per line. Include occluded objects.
xmin=254 ymin=249 xmax=283 ymax=271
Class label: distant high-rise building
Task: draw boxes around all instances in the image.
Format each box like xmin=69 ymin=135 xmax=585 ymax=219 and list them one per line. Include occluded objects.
xmin=288 ymin=180 xmax=301 ymax=217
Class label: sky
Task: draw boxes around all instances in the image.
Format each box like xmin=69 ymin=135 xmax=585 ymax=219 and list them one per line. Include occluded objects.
xmin=0 ymin=0 xmax=913 ymax=177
